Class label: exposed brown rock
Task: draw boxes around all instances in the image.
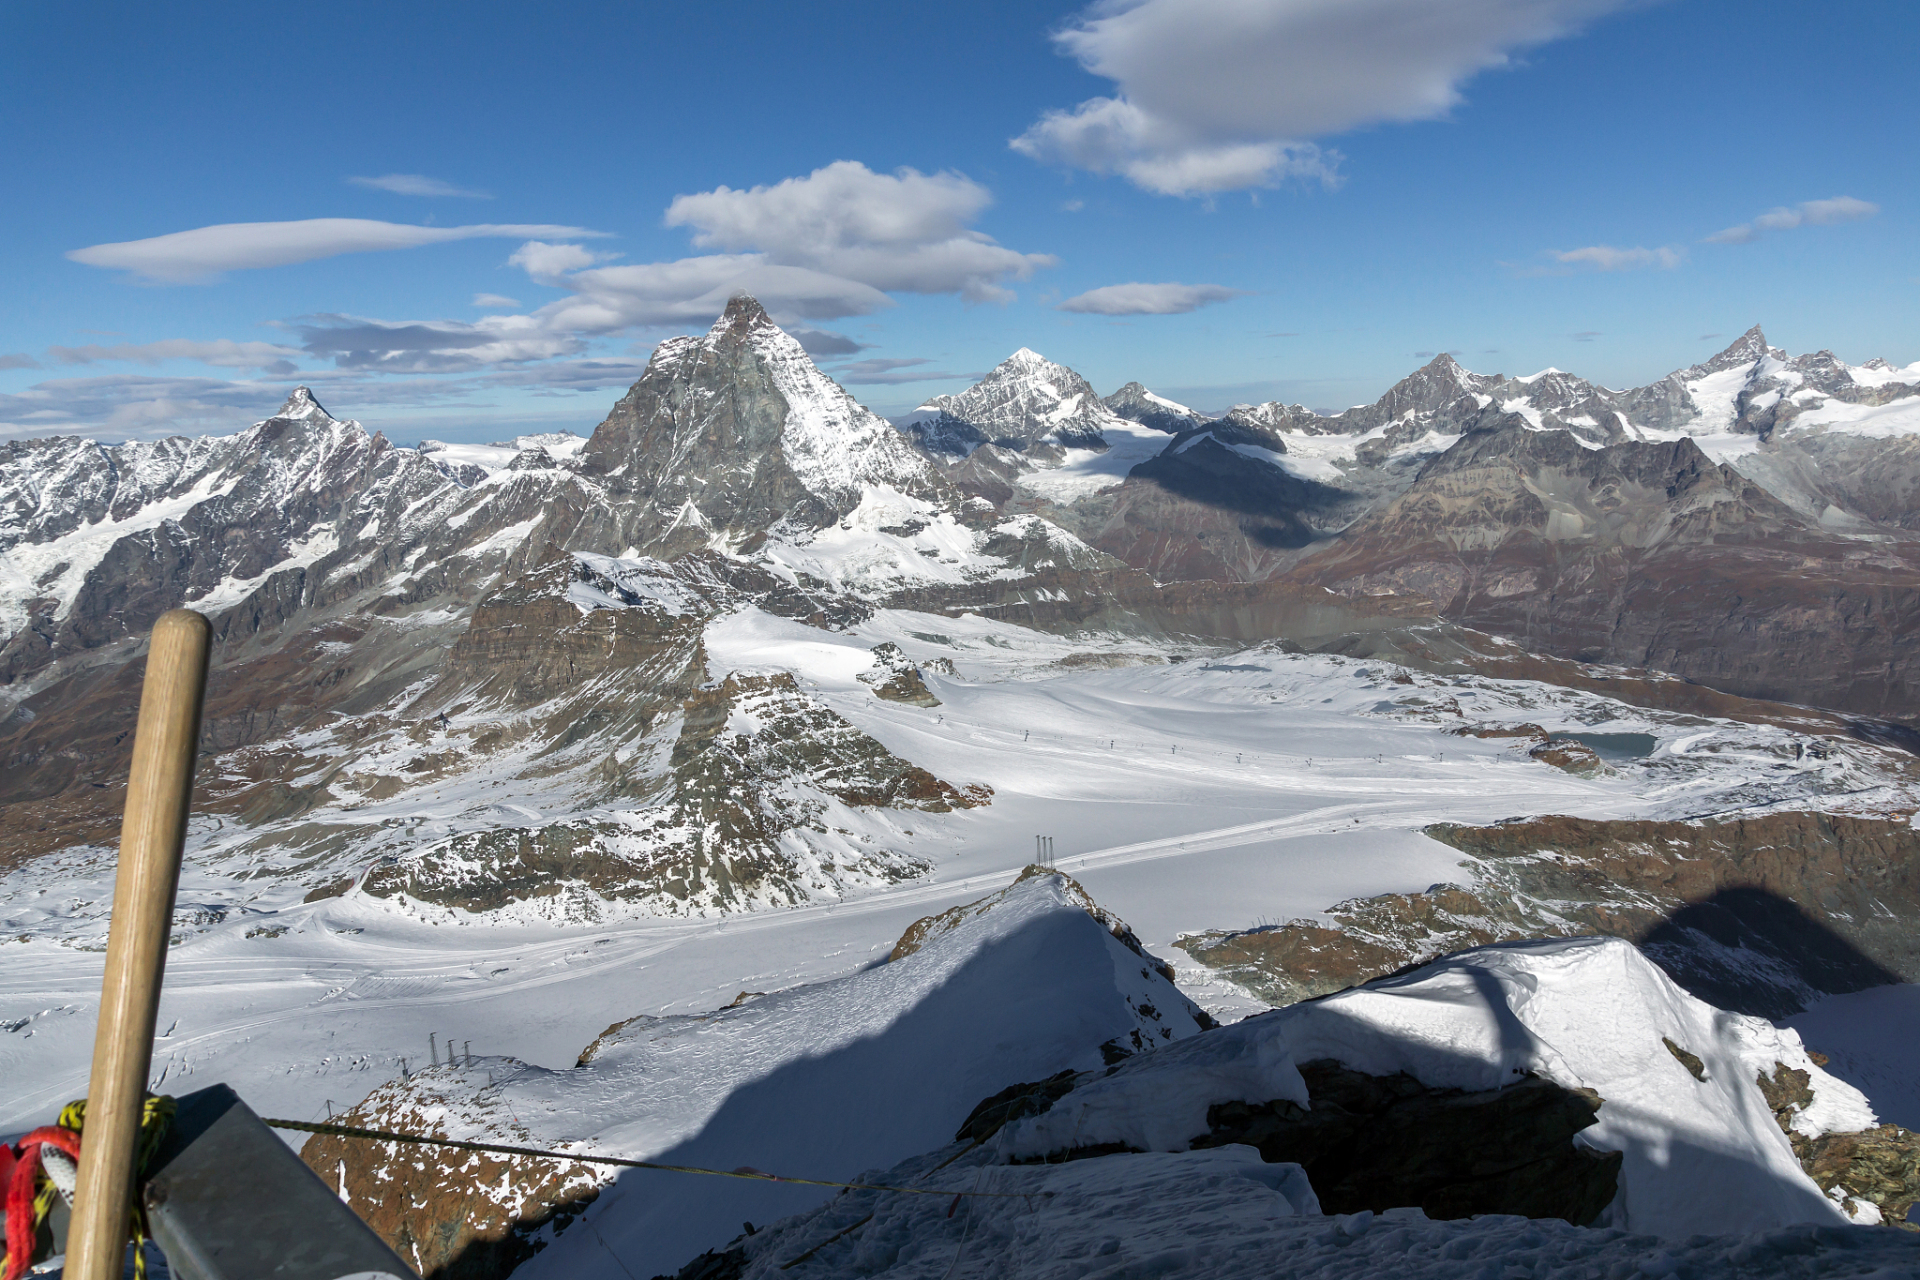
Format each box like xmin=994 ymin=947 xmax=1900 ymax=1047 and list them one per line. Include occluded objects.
xmin=1287 ymin=422 xmax=1920 ymax=719
xmin=300 ymin=1073 xmax=599 ymax=1280
xmin=990 ymin=1057 xmax=1619 ymax=1226
xmin=1530 ymin=738 xmax=1607 ymax=776
xmin=1178 ymin=810 xmax=1920 ymax=1016
xmin=1663 ymin=1038 xmax=1707 ymax=1082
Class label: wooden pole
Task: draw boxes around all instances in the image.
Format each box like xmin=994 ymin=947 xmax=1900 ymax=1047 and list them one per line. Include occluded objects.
xmin=67 ymin=609 xmax=211 ymax=1280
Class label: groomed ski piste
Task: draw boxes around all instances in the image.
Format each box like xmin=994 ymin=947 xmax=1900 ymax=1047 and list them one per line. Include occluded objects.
xmin=5 ymin=606 xmax=1919 ymax=1277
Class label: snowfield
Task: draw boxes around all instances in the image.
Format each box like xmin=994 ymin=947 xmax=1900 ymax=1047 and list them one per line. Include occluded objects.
xmin=4 ymin=611 xmax=1912 ymax=1142
xmin=694 ymin=1146 xmax=1919 ymax=1280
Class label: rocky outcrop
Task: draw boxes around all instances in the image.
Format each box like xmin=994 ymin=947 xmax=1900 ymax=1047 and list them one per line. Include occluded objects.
xmin=1101 ymin=382 xmax=1206 ymax=435
xmin=579 ymin=297 xmax=942 ymax=555
xmin=1193 ymin=1061 xmax=1620 ymax=1224
xmin=299 ymin=1069 xmax=600 ymax=1280
xmin=859 ymin=642 xmax=940 ymax=707
xmin=363 ymin=671 xmax=981 ymax=918
xmin=1178 ymin=810 xmax=1920 ymax=1017
xmin=981 ymin=1058 xmax=1618 ymax=1226
xmin=1759 ymin=1062 xmax=1920 ymax=1227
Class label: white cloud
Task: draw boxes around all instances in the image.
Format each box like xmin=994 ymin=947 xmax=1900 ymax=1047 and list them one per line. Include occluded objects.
xmin=1705 ymin=196 xmax=1879 ymax=245
xmin=1015 ymin=0 xmax=1637 ymax=196
xmin=0 ymin=353 xmax=41 ymax=371
xmin=68 ymin=219 xmax=611 ymax=283
xmin=46 ymin=338 xmax=305 ymax=371
xmin=38 ymin=162 xmax=1057 ymax=422
xmin=506 ymin=164 xmax=1056 ymax=337
xmin=664 ymin=161 xmax=1054 ymax=302
xmin=1551 ymin=244 xmax=1682 ymax=271
xmin=508 ymin=240 xmax=618 ymax=283
xmin=832 ymin=358 xmax=986 ymax=385
xmin=1058 ymin=281 xmax=1250 ymax=314
xmin=296 ymin=312 xmax=583 ymax=374
xmin=348 ymin=174 xmax=492 ymax=198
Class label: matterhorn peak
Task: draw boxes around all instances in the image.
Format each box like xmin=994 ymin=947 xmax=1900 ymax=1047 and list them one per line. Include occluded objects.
xmin=275 ymin=386 xmax=332 ymax=421
xmin=716 ymin=293 xmax=778 ymax=334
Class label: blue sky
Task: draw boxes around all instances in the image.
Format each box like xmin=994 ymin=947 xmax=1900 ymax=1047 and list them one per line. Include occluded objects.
xmin=2 ymin=0 xmax=1913 ymax=443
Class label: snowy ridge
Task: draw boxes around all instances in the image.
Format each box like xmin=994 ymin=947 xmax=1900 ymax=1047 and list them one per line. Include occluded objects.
xmin=1003 ymin=936 xmax=1867 ymax=1235
xmin=350 ymin=872 xmax=1210 ymax=1279
xmin=915 ymin=347 xmax=1123 ymax=453
xmin=731 ymin=305 xmax=938 ymax=505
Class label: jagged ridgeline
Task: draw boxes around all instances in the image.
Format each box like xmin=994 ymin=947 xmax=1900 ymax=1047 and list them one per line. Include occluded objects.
xmin=4 ymin=299 xmax=1920 ymax=914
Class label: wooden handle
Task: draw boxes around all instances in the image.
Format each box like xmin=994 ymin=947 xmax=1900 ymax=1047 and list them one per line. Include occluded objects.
xmin=68 ymin=609 xmax=212 ymax=1280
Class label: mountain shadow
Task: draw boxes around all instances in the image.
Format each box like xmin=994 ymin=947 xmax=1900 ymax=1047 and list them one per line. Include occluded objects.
xmin=1641 ymin=886 xmax=1902 ymax=1020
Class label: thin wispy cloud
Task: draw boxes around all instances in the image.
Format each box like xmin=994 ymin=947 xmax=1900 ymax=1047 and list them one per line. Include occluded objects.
xmin=68 ymin=219 xmax=611 ymax=283
xmin=1705 ymin=196 xmax=1879 ymax=246
xmin=472 ymin=293 xmax=523 ymax=309
xmin=348 ymin=173 xmax=492 ymax=198
xmin=46 ymin=338 xmax=304 ymax=371
xmin=0 ymin=354 xmax=42 ymax=371
xmin=832 ymin=357 xmax=985 ymax=385
xmin=1058 ymin=281 xmax=1249 ymax=315
xmin=1015 ymin=0 xmax=1640 ymax=196
xmin=1551 ymin=245 xmax=1683 ymax=272
xmin=788 ymin=327 xmax=868 ymax=357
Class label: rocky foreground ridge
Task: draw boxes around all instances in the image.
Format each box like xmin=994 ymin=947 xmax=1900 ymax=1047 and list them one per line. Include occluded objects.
xmin=299 ymin=874 xmax=1920 ymax=1280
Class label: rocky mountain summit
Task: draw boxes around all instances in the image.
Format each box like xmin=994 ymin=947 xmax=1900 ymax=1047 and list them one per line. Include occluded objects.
xmin=1101 ymin=381 xmax=1208 ymax=434
xmin=906 ymin=347 xmax=1121 ymax=456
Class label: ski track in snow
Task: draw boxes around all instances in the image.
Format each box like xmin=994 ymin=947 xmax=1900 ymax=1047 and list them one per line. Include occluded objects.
xmin=3 ymin=610 xmax=1915 ymax=1149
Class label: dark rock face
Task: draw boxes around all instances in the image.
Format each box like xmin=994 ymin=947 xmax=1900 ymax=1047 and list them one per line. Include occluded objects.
xmin=1194 ymin=1061 xmax=1620 ymax=1225
xmin=1287 ymin=421 xmax=1920 ymax=718
xmin=580 ymin=297 xmax=941 ymax=556
xmin=988 ymin=1057 xmax=1619 ymax=1226
xmin=1178 ymin=810 xmax=1920 ymax=1017
xmin=1101 ymin=382 xmax=1206 ymax=435
xmin=1068 ymin=434 xmax=1361 ymax=582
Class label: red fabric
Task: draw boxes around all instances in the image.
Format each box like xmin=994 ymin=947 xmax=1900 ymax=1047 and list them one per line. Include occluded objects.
xmin=3 ymin=1127 xmax=81 ymax=1280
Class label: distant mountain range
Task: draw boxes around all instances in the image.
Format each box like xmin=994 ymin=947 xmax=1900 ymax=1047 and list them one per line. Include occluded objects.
xmin=3 ymin=296 xmax=1918 ymax=905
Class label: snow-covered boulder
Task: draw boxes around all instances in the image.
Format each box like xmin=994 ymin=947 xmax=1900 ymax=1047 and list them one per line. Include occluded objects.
xmin=1004 ymin=936 xmax=1870 ymax=1237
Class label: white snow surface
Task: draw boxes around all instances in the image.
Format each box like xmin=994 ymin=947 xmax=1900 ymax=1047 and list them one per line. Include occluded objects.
xmin=1783 ymin=394 xmax=1920 ymax=439
xmin=1787 ymin=983 xmax=1920 ymax=1132
xmin=1013 ymin=420 xmax=1172 ymax=502
xmin=1001 ymin=937 xmax=1865 ymax=1238
xmin=754 ymin=486 xmax=1030 ymax=595
xmin=701 ymin=1146 xmax=1917 ymax=1279
xmin=738 ymin=316 xmax=938 ymax=504
xmin=497 ymin=872 xmax=1209 ymax=1279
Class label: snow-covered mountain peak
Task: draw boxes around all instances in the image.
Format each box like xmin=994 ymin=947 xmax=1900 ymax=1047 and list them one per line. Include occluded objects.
xmin=575 ymin=296 xmax=944 ymax=550
xmin=1103 ymin=382 xmax=1207 ymax=434
xmin=1694 ymin=325 xmax=1779 ymax=375
xmin=910 ymin=347 xmax=1116 ymax=455
xmin=274 ymin=385 xmax=333 ymax=421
